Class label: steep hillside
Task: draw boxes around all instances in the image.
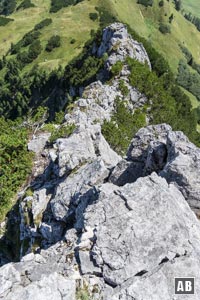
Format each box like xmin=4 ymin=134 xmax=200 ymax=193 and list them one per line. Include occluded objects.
xmin=102 ymin=0 xmax=200 ymax=111
xmin=1 ymin=0 xmax=200 ymax=74
xmin=109 ymin=0 xmax=200 ymax=73
xmin=182 ymin=0 xmax=200 ymax=17
xmin=0 ymin=0 xmax=99 ymax=71
xmin=1 ymin=0 xmax=200 ymax=111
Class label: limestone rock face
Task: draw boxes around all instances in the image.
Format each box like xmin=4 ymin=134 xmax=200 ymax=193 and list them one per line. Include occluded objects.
xmin=125 ymin=124 xmax=200 ymax=209
xmin=56 ymin=125 xmax=121 ymax=177
xmin=97 ymin=23 xmax=151 ymax=70
xmin=109 ymin=159 xmax=143 ymax=186
xmin=1 ymin=173 xmax=200 ymax=300
xmin=82 ymin=173 xmax=200 ymax=299
xmin=111 ymin=255 xmax=200 ymax=300
xmin=56 ymin=129 xmax=97 ymax=177
xmin=50 ymin=159 xmax=109 ymax=222
xmin=63 ymin=24 xmax=150 ymax=136
xmin=31 ymin=189 xmax=49 ymax=221
xmin=109 ymin=124 xmax=170 ymax=186
xmin=0 ymin=244 xmax=77 ymax=300
xmin=28 ymin=132 xmax=51 ymax=154
xmin=65 ymin=80 xmax=147 ymax=128
xmin=127 ymin=123 xmax=170 ymax=167
xmin=160 ymin=130 xmax=200 ymax=209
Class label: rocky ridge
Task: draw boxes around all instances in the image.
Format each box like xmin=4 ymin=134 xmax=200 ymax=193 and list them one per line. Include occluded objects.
xmin=1 ymin=23 xmax=200 ymax=300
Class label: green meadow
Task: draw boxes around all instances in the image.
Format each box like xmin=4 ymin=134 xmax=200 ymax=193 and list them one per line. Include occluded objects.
xmin=0 ymin=0 xmax=99 ymax=71
xmin=182 ymin=0 xmax=200 ymax=17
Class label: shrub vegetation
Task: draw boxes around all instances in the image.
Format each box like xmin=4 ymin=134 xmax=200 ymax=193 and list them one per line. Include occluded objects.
xmin=17 ymin=0 xmax=35 ymax=11
xmin=50 ymin=0 xmax=83 ymax=13
xmin=159 ymin=23 xmax=171 ymax=34
xmin=46 ymin=35 xmax=61 ymax=52
xmin=0 ymin=0 xmax=16 ymax=15
xmin=137 ymin=0 xmax=153 ymax=7
xmin=0 ymin=16 xmax=13 ymax=26
xmin=0 ymin=118 xmax=33 ymax=221
xmin=34 ymin=18 xmax=52 ymax=31
xmin=102 ymin=98 xmax=146 ymax=154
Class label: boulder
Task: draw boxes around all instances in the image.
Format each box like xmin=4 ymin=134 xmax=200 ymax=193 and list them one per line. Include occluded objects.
xmin=3 ymin=272 xmax=76 ymax=300
xmin=28 ymin=132 xmax=51 ymax=154
xmin=51 ymin=159 xmax=109 ymax=222
xmin=79 ymin=251 xmax=101 ymax=275
xmin=110 ymin=124 xmax=170 ymax=186
xmin=127 ymin=124 xmax=170 ymax=168
xmin=56 ymin=125 xmax=120 ymax=177
xmin=96 ymin=23 xmax=151 ymax=70
xmin=56 ymin=129 xmax=96 ymax=177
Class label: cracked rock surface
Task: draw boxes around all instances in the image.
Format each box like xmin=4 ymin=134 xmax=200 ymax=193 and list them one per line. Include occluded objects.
xmin=1 ymin=23 xmax=200 ymax=300
xmin=1 ymin=172 xmax=200 ymax=299
xmin=84 ymin=173 xmax=200 ymax=299
xmin=114 ymin=124 xmax=200 ymax=210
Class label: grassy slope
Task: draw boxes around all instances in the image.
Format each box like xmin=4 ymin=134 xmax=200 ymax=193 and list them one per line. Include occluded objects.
xmin=182 ymin=0 xmax=200 ymax=17
xmin=0 ymin=0 xmax=200 ymax=103
xmin=1 ymin=0 xmax=200 ymax=73
xmin=181 ymin=87 xmax=199 ymax=108
xmin=0 ymin=0 xmax=99 ymax=71
xmin=107 ymin=0 xmax=200 ymax=108
xmin=110 ymin=0 xmax=200 ymax=73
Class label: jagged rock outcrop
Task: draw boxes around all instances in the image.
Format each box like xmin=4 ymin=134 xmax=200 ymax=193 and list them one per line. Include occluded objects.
xmin=111 ymin=124 xmax=200 ymax=210
xmin=96 ymin=22 xmax=151 ymax=70
xmin=56 ymin=125 xmax=120 ymax=177
xmin=65 ymin=23 xmax=150 ymax=128
xmin=65 ymin=79 xmax=147 ymax=128
xmin=50 ymin=158 xmax=110 ymax=222
xmin=1 ymin=173 xmax=200 ymax=299
xmin=0 ymin=243 xmax=77 ymax=300
xmin=1 ymin=23 xmax=200 ymax=300
xmin=15 ymin=22 xmax=150 ymax=254
xmin=160 ymin=129 xmax=200 ymax=210
xmin=110 ymin=123 xmax=170 ymax=186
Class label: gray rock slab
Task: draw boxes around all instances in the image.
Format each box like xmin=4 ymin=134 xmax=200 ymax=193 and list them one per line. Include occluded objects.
xmin=82 ymin=173 xmax=200 ymax=294
xmin=79 ymin=250 xmax=101 ymax=275
xmin=28 ymin=132 xmax=51 ymax=154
